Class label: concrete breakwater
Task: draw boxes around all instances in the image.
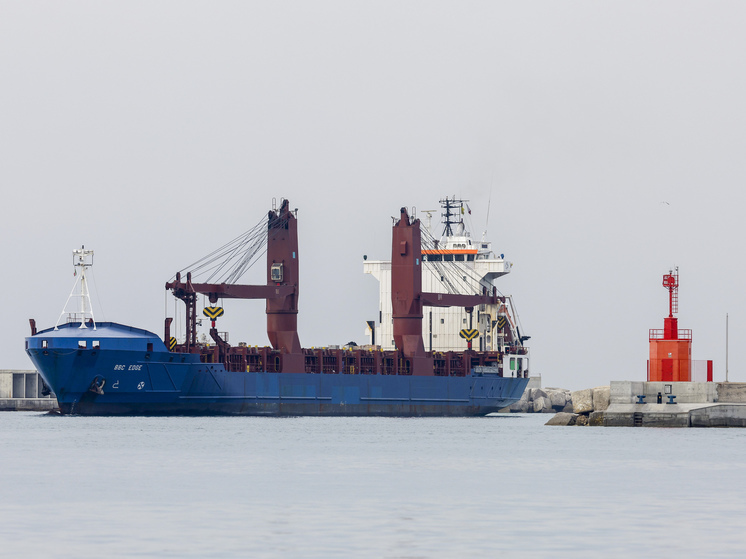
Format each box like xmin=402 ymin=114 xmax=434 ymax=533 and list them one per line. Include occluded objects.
xmin=505 ymin=385 xmax=574 ymax=414
xmin=544 ymin=386 xmax=611 ymax=426
xmin=503 ymin=376 xmax=611 ymax=422
xmin=546 ymin=381 xmax=746 ymax=427
xmin=0 ymin=370 xmax=58 ymax=411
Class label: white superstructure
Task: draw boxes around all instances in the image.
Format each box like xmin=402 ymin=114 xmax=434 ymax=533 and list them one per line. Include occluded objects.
xmin=364 ymin=197 xmax=526 ymax=354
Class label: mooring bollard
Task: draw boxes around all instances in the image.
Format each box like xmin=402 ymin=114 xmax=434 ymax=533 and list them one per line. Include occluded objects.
xmin=636 ymin=395 xmax=646 ymax=404
xmin=666 ymin=395 xmax=677 ymax=404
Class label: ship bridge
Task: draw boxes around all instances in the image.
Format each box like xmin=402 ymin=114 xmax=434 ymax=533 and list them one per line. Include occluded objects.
xmin=364 ymin=197 xmax=524 ymax=354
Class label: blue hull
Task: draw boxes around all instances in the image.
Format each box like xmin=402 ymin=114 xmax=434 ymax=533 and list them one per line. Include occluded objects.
xmin=26 ymin=322 xmax=529 ymax=416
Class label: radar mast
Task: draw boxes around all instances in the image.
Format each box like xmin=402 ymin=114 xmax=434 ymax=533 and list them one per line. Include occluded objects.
xmin=440 ymin=196 xmax=469 ymax=238
xmin=55 ymin=246 xmax=96 ymax=330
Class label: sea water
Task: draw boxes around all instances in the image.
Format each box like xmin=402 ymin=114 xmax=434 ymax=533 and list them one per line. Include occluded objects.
xmin=1 ymin=412 xmax=745 ymax=558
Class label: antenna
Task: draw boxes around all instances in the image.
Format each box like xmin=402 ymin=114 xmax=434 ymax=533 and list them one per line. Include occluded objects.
xmin=726 ymin=313 xmax=729 ymax=382
xmin=55 ymin=246 xmax=96 ymax=330
xmin=662 ymin=267 xmax=679 ymax=318
xmin=483 ymin=192 xmax=492 ymax=242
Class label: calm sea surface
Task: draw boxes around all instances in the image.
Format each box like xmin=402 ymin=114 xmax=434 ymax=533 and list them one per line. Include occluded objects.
xmin=1 ymin=412 xmax=745 ymax=558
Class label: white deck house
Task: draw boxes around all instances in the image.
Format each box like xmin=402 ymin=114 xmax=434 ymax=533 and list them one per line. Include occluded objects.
xmin=364 ymin=199 xmax=528 ymax=373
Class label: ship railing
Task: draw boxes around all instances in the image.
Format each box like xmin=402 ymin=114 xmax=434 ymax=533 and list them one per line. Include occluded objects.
xmin=63 ymin=313 xmax=90 ymax=324
xmin=206 ymin=343 xmax=510 ymax=377
xmin=301 ymin=347 xmax=399 ymax=375
xmin=473 ymin=366 xmax=501 ymax=376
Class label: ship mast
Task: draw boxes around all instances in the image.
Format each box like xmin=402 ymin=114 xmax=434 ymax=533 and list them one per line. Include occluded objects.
xmin=440 ymin=196 xmax=469 ymax=239
xmin=55 ymin=246 xmax=96 ymax=330
xmin=441 ymin=196 xmax=459 ymax=237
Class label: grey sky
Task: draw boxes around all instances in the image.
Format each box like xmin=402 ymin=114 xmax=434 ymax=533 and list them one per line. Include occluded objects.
xmin=2 ymin=1 xmax=744 ymax=390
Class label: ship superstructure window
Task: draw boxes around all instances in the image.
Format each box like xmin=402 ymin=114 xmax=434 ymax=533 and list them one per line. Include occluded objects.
xmin=92 ymin=340 xmax=100 ymax=349
xmin=455 ymin=255 xmax=464 ymax=261
xmin=444 ymin=254 xmax=453 ymax=261
xmin=467 ymin=255 xmax=475 ymax=261
xmin=78 ymin=340 xmax=87 ymax=349
xmin=147 ymin=342 xmax=153 ymax=352
xmin=42 ymin=340 xmax=48 ymax=349
xmin=270 ymin=263 xmax=283 ymax=282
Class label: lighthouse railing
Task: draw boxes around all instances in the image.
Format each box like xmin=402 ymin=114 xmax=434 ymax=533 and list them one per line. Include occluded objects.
xmin=649 ymin=328 xmax=692 ymax=341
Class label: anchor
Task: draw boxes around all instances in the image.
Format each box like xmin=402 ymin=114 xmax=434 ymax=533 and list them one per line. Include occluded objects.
xmin=88 ymin=376 xmax=106 ymax=395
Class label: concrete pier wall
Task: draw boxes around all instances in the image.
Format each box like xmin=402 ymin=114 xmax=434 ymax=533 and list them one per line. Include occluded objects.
xmin=0 ymin=370 xmax=58 ymax=411
xmin=716 ymin=384 xmax=746 ymax=403
xmin=0 ymin=373 xmax=11 ymax=398
xmin=550 ymin=381 xmax=746 ymax=427
xmin=604 ymin=381 xmax=746 ymax=427
xmin=610 ymin=380 xmax=718 ymax=404
xmin=0 ymin=370 xmax=50 ymax=398
xmin=690 ymin=405 xmax=746 ymax=427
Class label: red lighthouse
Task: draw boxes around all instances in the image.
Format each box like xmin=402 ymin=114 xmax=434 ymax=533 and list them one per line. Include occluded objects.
xmin=648 ymin=268 xmax=692 ymax=382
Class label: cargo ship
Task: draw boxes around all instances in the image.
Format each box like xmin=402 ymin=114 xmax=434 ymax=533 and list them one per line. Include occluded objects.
xmin=25 ymin=198 xmax=530 ymax=415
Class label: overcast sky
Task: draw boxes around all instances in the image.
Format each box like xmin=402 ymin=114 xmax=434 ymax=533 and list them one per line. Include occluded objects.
xmin=2 ymin=1 xmax=745 ymax=390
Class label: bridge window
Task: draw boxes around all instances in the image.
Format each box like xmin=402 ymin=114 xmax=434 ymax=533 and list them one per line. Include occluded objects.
xmin=270 ymin=263 xmax=283 ymax=282
xmin=455 ymin=254 xmax=464 ymax=261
